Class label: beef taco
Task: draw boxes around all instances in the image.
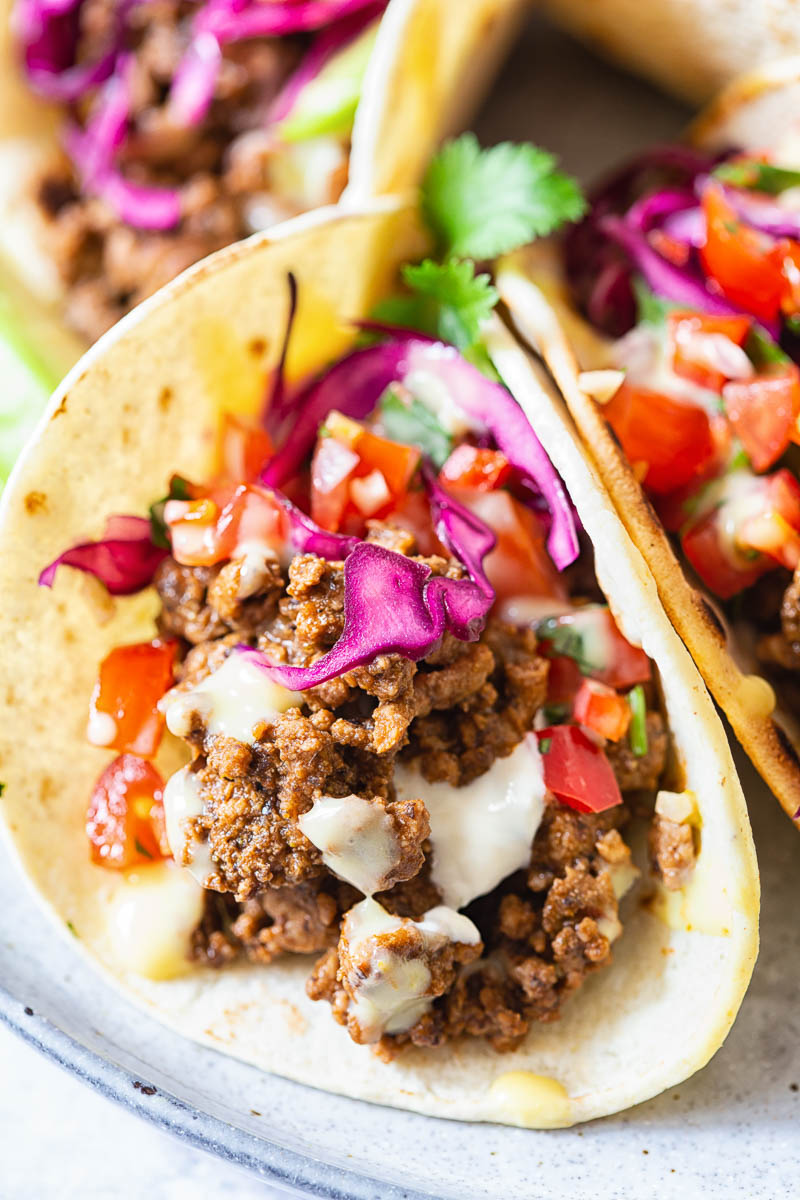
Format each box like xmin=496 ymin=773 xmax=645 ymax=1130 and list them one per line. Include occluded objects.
xmin=0 ymin=0 xmax=524 ymax=480
xmin=498 ymin=65 xmax=800 ymax=829
xmin=0 ymin=138 xmax=758 ymax=1127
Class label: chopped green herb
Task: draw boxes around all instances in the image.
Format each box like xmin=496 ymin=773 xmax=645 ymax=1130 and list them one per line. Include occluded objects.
xmin=537 ymin=616 xmax=594 ymax=675
xmin=713 ymin=159 xmax=800 ymax=195
xmin=379 ymin=385 xmax=453 ymax=468
xmin=421 ymin=134 xmax=586 ymax=261
xmin=0 ymin=782 xmax=5 ymax=797
xmin=134 ymin=838 xmax=154 ymax=860
xmin=627 ymin=684 xmax=648 ymax=757
xmin=538 ymin=736 xmax=552 ymax=755
xmin=746 ymin=325 xmax=790 ymax=368
xmin=727 ymin=445 xmax=751 ymax=473
xmin=66 ymin=920 xmax=78 ymax=937
xmin=542 ymin=703 xmax=570 ymax=725
xmin=149 ymin=474 xmax=192 ymax=549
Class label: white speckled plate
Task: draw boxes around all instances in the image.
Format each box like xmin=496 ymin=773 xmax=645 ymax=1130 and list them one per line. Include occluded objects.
xmin=2 ymin=20 xmax=799 ymax=1199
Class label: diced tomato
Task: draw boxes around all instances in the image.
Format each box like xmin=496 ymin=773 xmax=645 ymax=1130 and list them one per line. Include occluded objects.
xmin=681 ymin=506 xmax=771 ymax=598
xmin=350 ymin=468 xmax=392 ymax=517
xmin=449 ymin=487 xmax=566 ymax=605
xmin=166 ymin=483 xmax=286 ymax=565
xmin=603 ymin=380 xmax=716 ymax=495
xmin=648 ymin=228 xmax=691 ymax=267
xmin=667 ymin=310 xmax=752 ymax=392
xmin=723 ymin=365 xmax=800 ymax=472
xmin=700 ymin=184 xmax=786 ymax=325
xmin=86 ymin=754 xmax=170 ymax=869
xmin=384 ymin=489 xmax=447 ymax=557
xmin=540 ymin=607 xmax=652 ymax=690
xmin=219 ymin=414 xmax=273 ymax=483
xmin=89 ymin=640 xmax=177 ymax=758
xmin=681 ymin=469 xmax=800 ymax=597
xmin=536 ymin=726 xmax=622 ymax=813
xmin=355 ymin=428 xmax=420 ymax=497
xmin=775 ymin=239 xmax=800 ymax=318
xmin=572 ymin=679 xmax=632 ymax=742
xmin=310 ymin=434 xmax=359 ymax=531
xmin=439 ymin=445 xmax=511 ymax=491
xmin=546 ymin=654 xmax=583 ymax=705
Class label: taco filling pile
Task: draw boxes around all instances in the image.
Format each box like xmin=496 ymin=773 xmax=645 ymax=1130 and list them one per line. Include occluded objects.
xmin=550 ymin=142 xmax=800 ymax=715
xmin=13 ymin=0 xmax=386 ymax=339
xmin=41 ymin=304 xmax=694 ymax=1056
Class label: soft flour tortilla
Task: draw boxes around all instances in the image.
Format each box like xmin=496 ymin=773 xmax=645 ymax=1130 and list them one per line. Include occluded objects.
xmin=0 ymin=199 xmax=758 ymax=1127
xmin=539 ymin=0 xmax=800 ymax=105
xmin=496 ymin=65 xmax=800 ymax=829
xmin=0 ymin=0 xmax=525 ymax=329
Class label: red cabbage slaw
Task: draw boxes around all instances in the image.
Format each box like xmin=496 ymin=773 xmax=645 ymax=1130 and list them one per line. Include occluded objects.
xmin=243 ymin=470 xmax=498 ymax=689
xmin=38 ymin=515 xmax=168 ymax=594
xmin=15 ymin=0 xmax=386 ymax=230
xmin=262 ymin=335 xmax=579 ymax=570
xmin=565 ymin=143 xmax=799 ymax=342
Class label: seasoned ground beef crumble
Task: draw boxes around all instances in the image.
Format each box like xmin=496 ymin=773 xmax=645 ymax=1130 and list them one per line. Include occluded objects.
xmin=158 ymin=520 xmax=674 ymax=1053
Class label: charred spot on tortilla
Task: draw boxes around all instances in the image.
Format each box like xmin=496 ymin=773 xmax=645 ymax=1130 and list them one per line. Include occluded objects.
xmin=24 ymin=491 xmax=47 ymax=515
xmin=698 ymin=597 xmax=726 ymax=642
xmin=158 ymin=387 xmax=174 ymax=412
xmin=249 ymin=338 xmax=268 ymax=359
xmin=774 ymin=721 xmax=800 ymax=772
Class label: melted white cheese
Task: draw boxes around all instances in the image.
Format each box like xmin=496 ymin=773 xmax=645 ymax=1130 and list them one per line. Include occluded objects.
xmin=165 ymin=653 xmax=301 ymax=744
xmin=106 ymin=863 xmax=205 ymax=980
xmin=394 ymin=737 xmax=546 ymax=910
xmin=162 ymin=766 xmax=214 ymax=886
xmin=343 ymin=897 xmax=480 ymax=1041
xmin=235 ymin=540 xmax=278 ymax=599
xmin=298 ymin=794 xmax=399 ymax=896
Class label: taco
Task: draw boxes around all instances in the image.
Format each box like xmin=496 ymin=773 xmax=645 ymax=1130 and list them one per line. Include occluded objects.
xmin=0 ymin=0 xmax=524 ymax=481
xmin=538 ymin=0 xmax=800 ymax=104
xmin=497 ymin=64 xmax=800 ymax=828
xmin=0 ymin=138 xmax=758 ymax=1127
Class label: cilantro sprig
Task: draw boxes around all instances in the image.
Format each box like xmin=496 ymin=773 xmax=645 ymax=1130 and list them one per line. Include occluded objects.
xmin=421 ymin=134 xmax=586 ymax=261
xmin=371 ymin=135 xmax=585 ymax=369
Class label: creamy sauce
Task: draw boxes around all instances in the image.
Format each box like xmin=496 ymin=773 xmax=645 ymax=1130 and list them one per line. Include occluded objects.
xmin=86 ymin=710 xmax=117 ymax=747
xmin=655 ymin=788 xmax=699 ymax=825
xmin=165 ymin=653 xmax=301 ymax=744
xmin=298 ymin=794 xmax=400 ymax=896
xmin=394 ymin=737 xmax=546 ymax=910
xmin=235 ymin=540 xmax=278 ymax=599
xmin=613 ymin=323 xmax=723 ymax=415
xmin=343 ymin=897 xmax=480 ymax=1041
xmin=162 ymin=765 xmax=215 ymax=886
xmin=107 ymin=863 xmax=205 ymax=980
xmin=488 ymin=1070 xmax=571 ymax=1129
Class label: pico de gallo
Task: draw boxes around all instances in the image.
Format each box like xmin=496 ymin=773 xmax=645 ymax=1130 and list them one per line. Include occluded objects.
xmin=37 ymin=138 xmax=694 ymax=1054
xmin=565 ymin=142 xmax=800 ymax=679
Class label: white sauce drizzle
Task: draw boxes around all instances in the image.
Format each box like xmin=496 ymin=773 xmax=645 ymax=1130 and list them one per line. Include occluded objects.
xmin=235 ymin=540 xmax=278 ymax=599
xmin=393 ymin=737 xmax=547 ymax=910
xmin=165 ymin=653 xmax=301 ymax=744
xmin=343 ymin=897 xmax=480 ymax=1041
xmin=162 ymin=766 xmax=214 ymax=886
xmin=86 ymin=710 xmax=117 ymax=747
xmin=298 ymin=794 xmax=400 ymax=896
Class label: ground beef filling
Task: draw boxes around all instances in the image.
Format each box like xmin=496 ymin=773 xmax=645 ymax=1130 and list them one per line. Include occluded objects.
xmin=36 ymin=0 xmax=347 ymax=340
xmin=160 ymin=527 xmax=672 ymax=1050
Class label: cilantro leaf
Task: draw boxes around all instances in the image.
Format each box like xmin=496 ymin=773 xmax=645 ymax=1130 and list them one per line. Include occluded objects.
xmin=633 ymin=278 xmax=677 ymax=326
xmin=401 ymin=259 xmax=498 ymax=349
xmin=149 ymin=474 xmax=191 ymax=549
xmin=379 ymin=385 xmax=453 ymax=468
xmin=421 ymin=134 xmax=586 ymax=261
xmin=713 ymin=159 xmax=800 ymax=195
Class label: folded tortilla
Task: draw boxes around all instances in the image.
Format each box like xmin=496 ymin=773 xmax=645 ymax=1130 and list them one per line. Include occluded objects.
xmin=496 ymin=61 xmax=800 ymax=829
xmin=0 ymin=0 xmax=524 ymax=343
xmin=0 ymin=198 xmax=758 ymax=1127
xmin=539 ymin=0 xmax=800 ymax=104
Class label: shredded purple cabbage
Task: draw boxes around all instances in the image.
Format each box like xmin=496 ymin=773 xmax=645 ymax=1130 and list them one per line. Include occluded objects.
xmin=262 ymin=336 xmax=579 ymax=570
xmin=241 ymin=466 xmax=498 ymax=689
xmin=38 ymin=515 xmax=167 ymax=595
xmin=274 ymin=489 xmax=361 ymax=559
xmin=600 ymin=214 xmax=779 ymax=332
xmin=697 ymin=173 xmax=800 ymax=241
xmin=15 ymin=0 xmax=385 ymax=229
xmin=564 ymin=144 xmax=718 ymax=336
